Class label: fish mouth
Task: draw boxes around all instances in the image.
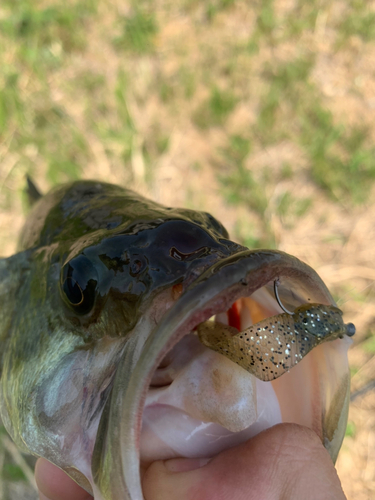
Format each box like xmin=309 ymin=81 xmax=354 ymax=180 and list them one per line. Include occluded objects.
xmin=92 ymin=249 xmax=351 ymax=499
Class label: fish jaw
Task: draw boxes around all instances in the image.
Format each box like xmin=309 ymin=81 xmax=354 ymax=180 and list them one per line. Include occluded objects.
xmin=92 ymin=249 xmax=351 ymax=500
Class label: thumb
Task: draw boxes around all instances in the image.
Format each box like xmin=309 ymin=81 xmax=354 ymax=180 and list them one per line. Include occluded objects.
xmin=142 ymin=423 xmax=346 ymax=500
xmin=35 ymin=458 xmax=93 ymax=500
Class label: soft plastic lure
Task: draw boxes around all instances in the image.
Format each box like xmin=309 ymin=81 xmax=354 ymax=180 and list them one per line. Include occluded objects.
xmin=198 ymin=303 xmax=356 ymax=382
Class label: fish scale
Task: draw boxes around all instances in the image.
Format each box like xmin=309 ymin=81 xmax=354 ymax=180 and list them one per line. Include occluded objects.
xmin=198 ymin=304 xmax=353 ymax=382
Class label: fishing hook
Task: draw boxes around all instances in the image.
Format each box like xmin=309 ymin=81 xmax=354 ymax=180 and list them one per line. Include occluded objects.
xmin=274 ymin=278 xmax=294 ymax=315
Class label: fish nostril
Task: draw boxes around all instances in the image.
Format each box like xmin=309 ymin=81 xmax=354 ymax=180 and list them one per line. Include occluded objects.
xmin=169 ymin=246 xmax=210 ymax=262
xmin=155 ymin=220 xmax=223 ymax=261
xmin=129 ymin=256 xmax=147 ymax=276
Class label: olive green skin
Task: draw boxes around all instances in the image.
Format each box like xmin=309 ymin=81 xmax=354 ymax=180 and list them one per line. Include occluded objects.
xmin=0 ymin=180 xmax=245 ymax=494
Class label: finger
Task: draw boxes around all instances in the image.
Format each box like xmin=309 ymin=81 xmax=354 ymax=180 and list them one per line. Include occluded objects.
xmin=35 ymin=458 xmax=93 ymax=500
xmin=142 ymin=423 xmax=346 ymax=500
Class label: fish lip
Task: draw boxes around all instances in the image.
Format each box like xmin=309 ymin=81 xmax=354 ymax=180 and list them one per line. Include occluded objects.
xmin=93 ymin=248 xmax=338 ymax=498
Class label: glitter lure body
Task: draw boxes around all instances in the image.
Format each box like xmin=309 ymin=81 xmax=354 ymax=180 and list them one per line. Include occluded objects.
xmin=198 ymin=304 xmax=355 ymax=381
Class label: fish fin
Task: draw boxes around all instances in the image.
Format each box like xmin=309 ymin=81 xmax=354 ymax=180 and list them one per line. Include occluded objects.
xmin=26 ymin=176 xmax=42 ymax=206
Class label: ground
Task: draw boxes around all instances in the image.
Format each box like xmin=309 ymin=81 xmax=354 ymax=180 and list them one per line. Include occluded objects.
xmin=0 ymin=0 xmax=374 ymax=498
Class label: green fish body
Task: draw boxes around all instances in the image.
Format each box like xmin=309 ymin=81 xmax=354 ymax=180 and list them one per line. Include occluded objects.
xmin=0 ymin=181 xmax=354 ymax=499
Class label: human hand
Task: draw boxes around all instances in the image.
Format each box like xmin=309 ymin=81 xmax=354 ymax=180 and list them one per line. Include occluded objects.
xmin=35 ymin=423 xmax=346 ymax=500
xmin=35 ymin=457 xmax=93 ymax=500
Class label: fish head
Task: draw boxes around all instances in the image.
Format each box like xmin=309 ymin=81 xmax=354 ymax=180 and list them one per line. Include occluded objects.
xmin=0 ymin=181 xmax=353 ymax=499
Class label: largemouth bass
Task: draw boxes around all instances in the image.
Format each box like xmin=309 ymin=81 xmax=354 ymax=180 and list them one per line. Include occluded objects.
xmin=0 ymin=180 xmax=354 ymax=499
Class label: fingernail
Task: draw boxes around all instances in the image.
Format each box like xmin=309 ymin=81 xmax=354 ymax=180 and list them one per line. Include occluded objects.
xmin=164 ymin=457 xmax=211 ymax=473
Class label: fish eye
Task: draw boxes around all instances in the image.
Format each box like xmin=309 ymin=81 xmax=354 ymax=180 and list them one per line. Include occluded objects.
xmin=61 ymin=255 xmax=98 ymax=315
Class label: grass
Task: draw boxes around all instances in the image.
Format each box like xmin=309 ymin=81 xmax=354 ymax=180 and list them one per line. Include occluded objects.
xmin=204 ymin=0 xmax=236 ymax=22
xmin=0 ymin=1 xmax=97 ymax=71
xmin=252 ymin=55 xmax=375 ymax=205
xmin=255 ymin=57 xmax=315 ymax=145
xmin=302 ymin=108 xmax=375 ymax=204
xmin=2 ymin=462 xmax=27 ymax=482
xmin=217 ymin=135 xmax=277 ymax=247
xmin=179 ymin=66 xmax=196 ymax=99
xmin=276 ymin=191 xmax=312 ymax=219
xmin=113 ymin=8 xmax=158 ymax=54
xmin=256 ymin=0 xmax=276 ymax=37
xmin=0 ymin=1 xmax=96 ymax=190
xmin=220 ymin=164 xmax=268 ymax=215
xmin=345 ymin=421 xmax=356 ymax=438
xmin=0 ymin=422 xmax=37 ymax=495
xmin=0 ymin=72 xmax=24 ymax=138
xmin=337 ymin=0 xmax=375 ymax=43
xmin=282 ymin=0 xmax=323 ymax=38
xmin=234 ymin=218 xmax=270 ymax=249
xmin=362 ymin=336 xmax=375 ymax=354
xmin=193 ymin=87 xmax=237 ymax=129
xmin=74 ymin=70 xmax=106 ymax=94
